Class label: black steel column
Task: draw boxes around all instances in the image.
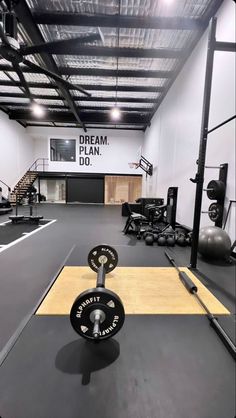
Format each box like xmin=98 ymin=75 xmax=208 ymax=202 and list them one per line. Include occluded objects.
xmin=216 ymin=163 xmax=228 ymax=228
xmin=65 ymin=175 xmax=68 ymax=204
xmin=38 ymin=177 xmax=41 ymax=203
xmin=190 ymin=18 xmax=217 ymax=268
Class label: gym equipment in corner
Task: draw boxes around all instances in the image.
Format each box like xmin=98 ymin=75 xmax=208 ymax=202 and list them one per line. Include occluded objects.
xmin=9 ymin=186 xmax=43 ymax=224
xmin=145 ymin=187 xmax=178 ymax=230
xmin=201 ymin=202 xmax=223 ymax=223
xmin=8 ymin=198 xmax=24 ymax=223
xmin=133 ymin=187 xmax=178 ymax=245
xmin=145 ymin=234 xmax=155 ymax=245
xmin=155 ymin=226 xmax=176 ymax=247
xmin=122 ymin=198 xmax=165 ymax=239
xmin=70 ymin=245 xmax=125 ymax=341
xmin=198 ymin=226 xmax=232 ymax=260
xmin=200 ymin=163 xmax=227 ymax=229
xmin=205 ymin=179 xmax=225 ymax=200
xmin=123 ymin=202 xmax=148 ymax=238
xmin=175 ymin=232 xmax=188 ymax=247
xmin=0 ymin=185 xmax=12 ymax=215
xmin=143 ymin=225 xmax=176 ymax=247
xmin=175 ymin=228 xmax=192 ymax=247
xmin=25 ymin=186 xmax=44 ymax=224
xmin=165 ymin=251 xmax=236 ymax=360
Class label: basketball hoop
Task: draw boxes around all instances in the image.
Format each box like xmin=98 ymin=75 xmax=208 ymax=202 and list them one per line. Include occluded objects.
xmin=128 ymin=156 xmax=153 ymax=175
xmin=128 ymin=162 xmax=139 ymax=169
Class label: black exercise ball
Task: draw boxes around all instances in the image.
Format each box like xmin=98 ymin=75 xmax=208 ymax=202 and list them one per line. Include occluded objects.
xmin=198 ymin=226 xmax=231 ymax=260
xmin=157 ymin=236 xmax=166 ymax=246
xmin=166 ymin=236 xmax=175 ymax=247
xmin=145 ymin=235 xmax=154 ymax=246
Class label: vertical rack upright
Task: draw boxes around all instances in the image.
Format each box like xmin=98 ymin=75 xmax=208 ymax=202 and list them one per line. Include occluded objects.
xmin=190 ymin=17 xmax=236 ymax=268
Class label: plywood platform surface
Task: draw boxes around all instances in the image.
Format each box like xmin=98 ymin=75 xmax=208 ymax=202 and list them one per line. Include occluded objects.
xmin=36 ymin=266 xmax=229 ymax=315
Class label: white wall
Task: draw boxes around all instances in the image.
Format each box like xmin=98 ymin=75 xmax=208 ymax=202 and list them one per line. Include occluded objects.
xmin=27 ymin=126 xmax=144 ymax=175
xmin=0 ymin=111 xmax=34 ymax=194
xmin=142 ymin=0 xmax=235 ymax=240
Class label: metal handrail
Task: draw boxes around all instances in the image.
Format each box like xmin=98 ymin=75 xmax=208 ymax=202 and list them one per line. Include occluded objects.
xmin=4 ymin=159 xmax=49 ymax=204
xmin=0 ymin=179 xmax=11 ymax=191
xmin=0 ymin=180 xmax=11 ymax=201
xmin=28 ymin=158 xmax=49 ymax=172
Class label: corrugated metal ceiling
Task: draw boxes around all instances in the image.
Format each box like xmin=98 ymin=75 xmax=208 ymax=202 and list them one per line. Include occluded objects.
xmin=26 ymin=0 xmax=211 ymax=18
xmin=0 ymin=0 xmax=222 ymax=130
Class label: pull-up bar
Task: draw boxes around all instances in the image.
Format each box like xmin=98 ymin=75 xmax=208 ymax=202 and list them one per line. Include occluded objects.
xmin=208 ymin=114 xmax=236 ymax=134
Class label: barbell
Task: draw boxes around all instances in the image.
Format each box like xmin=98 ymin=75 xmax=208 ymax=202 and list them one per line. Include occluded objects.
xmin=70 ymin=245 xmax=125 ymax=341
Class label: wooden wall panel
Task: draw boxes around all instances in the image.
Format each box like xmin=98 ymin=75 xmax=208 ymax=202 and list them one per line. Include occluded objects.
xmin=105 ymin=176 xmax=142 ymax=204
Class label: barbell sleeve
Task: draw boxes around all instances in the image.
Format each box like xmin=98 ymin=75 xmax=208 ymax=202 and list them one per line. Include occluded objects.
xmin=165 ymin=251 xmax=236 ymax=360
xmin=178 ymin=271 xmax=198 ymax=294
xmin=92 ymin=313 xmax=101 ymax=339
xmin=165 ymin=251 xmax=198 ymax=293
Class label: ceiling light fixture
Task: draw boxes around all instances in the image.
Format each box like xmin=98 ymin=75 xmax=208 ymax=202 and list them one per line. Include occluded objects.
xmin=111 ymin=106 xmax=121 ymax=120
xmin=31 ymin=102 xmax=45 ymax=118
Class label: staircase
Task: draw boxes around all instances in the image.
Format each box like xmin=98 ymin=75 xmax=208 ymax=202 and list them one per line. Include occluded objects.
xmin=10 ymin=171 xmax=38 ymax=204
xmin=9 ymin=158 xmax=49 ymax=205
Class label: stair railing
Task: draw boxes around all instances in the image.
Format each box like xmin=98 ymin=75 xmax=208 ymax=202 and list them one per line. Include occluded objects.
xmin=28 ymin=158 xmax=49 ymax=172
xmin=7 ymin=158 xmax=49 ymax=205
xmin=0 ymin=180 xmax=11 ymax=200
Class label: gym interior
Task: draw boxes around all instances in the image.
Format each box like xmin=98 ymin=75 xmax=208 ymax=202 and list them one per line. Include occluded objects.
xmin=0 ymin=1 xmax=235 ymax=417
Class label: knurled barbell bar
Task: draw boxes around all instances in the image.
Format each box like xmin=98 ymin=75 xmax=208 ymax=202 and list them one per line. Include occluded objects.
xmin=70 ymin=245 xmax=125 ymax=341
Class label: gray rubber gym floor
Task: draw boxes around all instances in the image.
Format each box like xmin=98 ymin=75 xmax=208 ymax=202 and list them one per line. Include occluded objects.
xmin=0 ymin=203 xmax=235 ymax=351
xmin=0 ymin=315 xmax=235 ymax=418
xmin=0 ymin=204 xmax=235 ymax=418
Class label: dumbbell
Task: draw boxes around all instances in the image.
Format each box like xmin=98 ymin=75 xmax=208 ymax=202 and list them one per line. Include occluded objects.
xmin=70 ymin=245 xmax=125 ymax=341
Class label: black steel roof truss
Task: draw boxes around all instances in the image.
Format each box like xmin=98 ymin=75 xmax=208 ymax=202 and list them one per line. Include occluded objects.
xmin=0 ymin=0 xmax=225 ymax=130
xmin=12 ymin=0 xmax=87 ymax=130
xmin=0 ymin=64 xmax=173 ymax=79
xmin=9 ymin=109 xmax=148 ymax=124
xmin=32 ymin=12 xmax=204 ymax=31
xmin=0 ymin=92 xmax=157 ymax=103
